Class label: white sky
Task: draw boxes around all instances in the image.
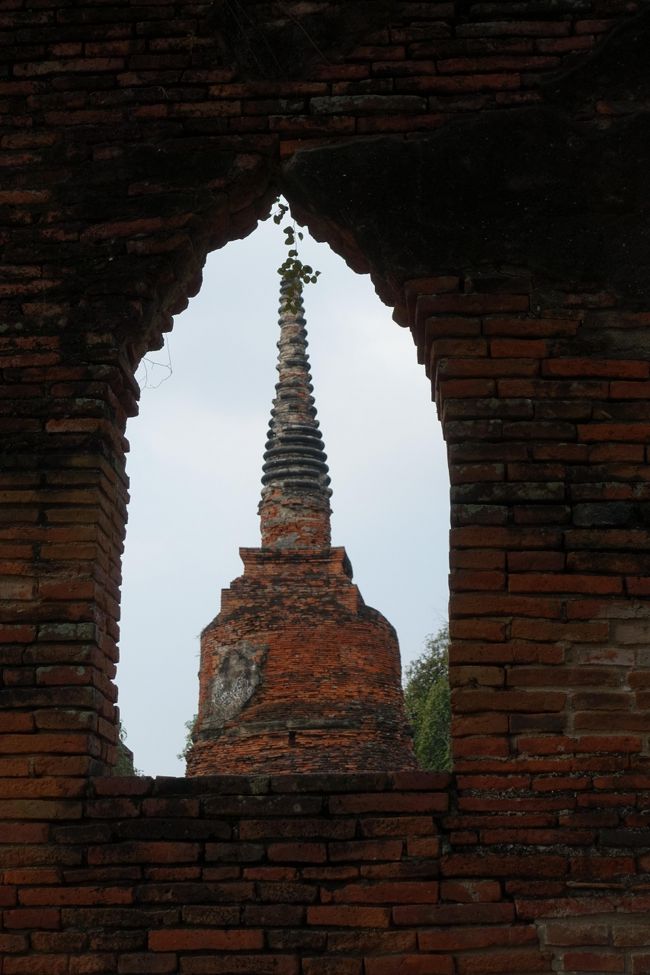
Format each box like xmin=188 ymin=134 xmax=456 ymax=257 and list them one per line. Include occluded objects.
xmin=117 ymin=210 xmax=450 ymax=774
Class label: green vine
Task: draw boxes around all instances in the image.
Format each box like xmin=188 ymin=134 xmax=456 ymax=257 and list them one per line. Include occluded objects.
xmin=272 ymin=200 xmax=320 ymax=313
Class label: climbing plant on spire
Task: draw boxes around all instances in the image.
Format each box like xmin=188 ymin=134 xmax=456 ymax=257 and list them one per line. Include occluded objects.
xmin=272 ymin=199 xmax=320 ymax=314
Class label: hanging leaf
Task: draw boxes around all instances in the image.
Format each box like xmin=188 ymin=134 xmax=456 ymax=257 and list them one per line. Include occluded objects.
xmin=271 ymin=198 xmax=322 ymax=303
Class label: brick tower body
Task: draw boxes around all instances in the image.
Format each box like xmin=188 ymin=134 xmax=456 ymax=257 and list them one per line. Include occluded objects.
xmin=186 ymin=281 xmax=416 ymax=774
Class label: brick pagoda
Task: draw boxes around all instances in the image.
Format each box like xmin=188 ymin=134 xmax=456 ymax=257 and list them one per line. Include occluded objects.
xmin=186 ymin=279 xmax=416 ymax=774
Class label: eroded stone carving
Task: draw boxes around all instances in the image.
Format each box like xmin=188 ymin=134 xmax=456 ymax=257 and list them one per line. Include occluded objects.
xmin=208 ymin=640 xmax=268 ymax=728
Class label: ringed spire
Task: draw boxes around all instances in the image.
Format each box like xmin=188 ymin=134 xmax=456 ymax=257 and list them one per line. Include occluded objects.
xmin=259 ymin=277 xmax=332 ymax=550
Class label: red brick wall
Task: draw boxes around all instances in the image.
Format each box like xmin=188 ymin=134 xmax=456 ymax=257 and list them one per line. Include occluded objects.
xmin=397 ymin=271 xmax=650 ymax=775
xmin=0 ymin=0 xmax=644 ymax=773
xmin=1 ymin=773 xmax=649 ymax=973
xmin=2 ymin=1 xmax=650 ymax=969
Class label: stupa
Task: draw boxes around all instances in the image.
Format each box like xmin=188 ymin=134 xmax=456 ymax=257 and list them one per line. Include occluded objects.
xmin=186 ymin=278 xmax=416 ymax=774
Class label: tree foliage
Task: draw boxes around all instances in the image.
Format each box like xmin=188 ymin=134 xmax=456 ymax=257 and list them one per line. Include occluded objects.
xmin=404 ymin=626 xmax=452 ymax=772
xmin=178 ymin=713 xmax=197 ymax=764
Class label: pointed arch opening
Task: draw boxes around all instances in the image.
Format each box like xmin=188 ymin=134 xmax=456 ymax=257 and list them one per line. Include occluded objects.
xmin=117 ymin=209 xmax=449 ymax=775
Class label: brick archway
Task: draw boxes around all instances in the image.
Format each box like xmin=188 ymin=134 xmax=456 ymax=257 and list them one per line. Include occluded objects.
xmin=2 ymin=3 xmax=650 ymax=971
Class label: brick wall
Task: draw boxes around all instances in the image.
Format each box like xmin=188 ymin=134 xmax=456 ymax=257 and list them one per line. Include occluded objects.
xmin=0 ymin=0 xmax=645 ymax=774
xmin=397 ymin=270 xmax=650 ymax=775
xmin=2 ymin=0 xmax=650 ymax=968
xmin=1 ymin=773 xmax=649 ymax=972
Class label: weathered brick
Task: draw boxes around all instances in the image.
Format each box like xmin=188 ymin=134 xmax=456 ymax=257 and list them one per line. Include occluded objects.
xmin=264 ymin=842 xmax=325 ymax=863
xmin=439 ymin=880 xmax=501 ymax=903
xmin=181 ymin=957 xmax=299 ymax=974
xmin=307 ymin=906 xmax=391 ymax=927
xmin=329 ymin=793 xmax=447 ymax=814
xmin=325 ymin=881 xmax=439 ymax=904
xmin=365 ymin=957 xmax=453 ymax=975
xmin=394 ymin=903 xmax=515 ymax=925
xmin=302 ymin=960 xmax=361 ymax=975
xmin=118 ymin=956 xmax=178 ymax=974
xmin=240 ymin=819 xmax=356 ymax=841
xmin=456 ymin=949 xmax=549 ymax=973
xmin=4 ymin=908 xmax=61 ymax=929
xmin=149 ymin=929 xmax=263 ymax=951
xmin=563 ymin=952 xmax=625 ymax=972
xmin=328 ymin=840 xmax=403 ymax=862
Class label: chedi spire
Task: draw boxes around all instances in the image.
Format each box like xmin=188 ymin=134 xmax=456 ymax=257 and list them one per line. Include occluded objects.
xmin=186 ymin=275 xmax=416 ymax=775
xmin=259 ymin=279 xmax=332 ymax=550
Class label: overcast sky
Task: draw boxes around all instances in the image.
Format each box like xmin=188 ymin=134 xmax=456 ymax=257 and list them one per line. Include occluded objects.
xmin=117 ymin=209 xmax=450 ymax=775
